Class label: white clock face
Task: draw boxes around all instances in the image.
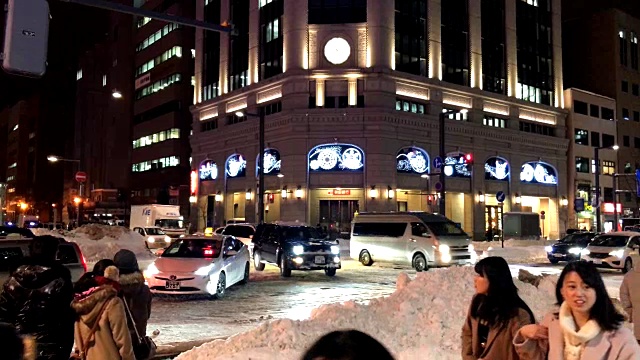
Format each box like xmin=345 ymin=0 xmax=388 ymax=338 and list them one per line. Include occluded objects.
xmin=324 ymin=37 xmax=351 ymax=65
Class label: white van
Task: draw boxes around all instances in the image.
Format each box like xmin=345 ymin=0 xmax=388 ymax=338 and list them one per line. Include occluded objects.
xmin=582 ymin=231 xmax=640 ymax=273
xmin=350 ymin=212 xmax=476 ymax=271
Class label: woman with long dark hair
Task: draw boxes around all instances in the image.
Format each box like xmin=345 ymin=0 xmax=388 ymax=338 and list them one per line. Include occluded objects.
xmin=515 ymin=261 xmax=640 ymax=359
xmin=462 ymin=256 xmax=535 ymax=360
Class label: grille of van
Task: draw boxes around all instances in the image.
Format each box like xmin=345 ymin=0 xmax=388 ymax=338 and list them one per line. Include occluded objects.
xmin=450 ymin=245 xmax=470 ymax=252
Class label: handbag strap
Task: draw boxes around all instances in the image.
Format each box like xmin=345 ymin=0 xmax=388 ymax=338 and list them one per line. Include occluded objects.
xmin=122 ymin=296 xmax=142 ymax=341
xmin=78 ymin=298 xmax=111 ymax=358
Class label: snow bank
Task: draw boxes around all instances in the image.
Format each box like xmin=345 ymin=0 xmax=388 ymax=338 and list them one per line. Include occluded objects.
xmin=33 ymin=224 xmax=155 ymax=264
xmin=177 ymin=266 xmax=557 ymax=360
xmin=473 ymin=240 xmax=549 ymax=263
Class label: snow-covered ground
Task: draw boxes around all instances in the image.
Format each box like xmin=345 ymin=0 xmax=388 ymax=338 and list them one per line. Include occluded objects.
xmin=33 ymin=224 xmax=155 ymax=264
xmin=473 ymin=239 xmax=549 ymax=263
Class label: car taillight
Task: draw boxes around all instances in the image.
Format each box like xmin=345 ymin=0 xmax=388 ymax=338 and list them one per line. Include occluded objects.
xmin=75 ymin=244 xmax=88 ymax=272
xmin=203 ymin=248 xmax=214 ymax=256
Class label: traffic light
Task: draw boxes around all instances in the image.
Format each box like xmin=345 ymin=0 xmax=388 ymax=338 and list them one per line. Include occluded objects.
xmin=465 ymin=153 xmax=473 ymax=164
xmin=2 ymin=0 xmax=50 ymax=77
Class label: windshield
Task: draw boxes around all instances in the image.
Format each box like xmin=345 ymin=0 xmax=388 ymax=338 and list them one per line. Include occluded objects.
xmin=282 ymin=227 xmax=323 ymax=241
xmin=223 ymin=225 xmax=255 ymax=238
xmin=591 ymin=235 xmax=629 ymax=248
xmin=155 ymin=219 xmax=184 ymax=229
xmin=558 ymin=234 xmax=580 ymax=243
xmin=146 ymin=228 xmax=166 ymax=235
xmin=162 ymin=239 xmax=223 ymax=258
xmin=426 ymin=221 xmax=467 ymax=236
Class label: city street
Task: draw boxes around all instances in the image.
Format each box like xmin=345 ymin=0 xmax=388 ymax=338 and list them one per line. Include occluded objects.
xmin=147 ymin=259 xmax=626 ymax=353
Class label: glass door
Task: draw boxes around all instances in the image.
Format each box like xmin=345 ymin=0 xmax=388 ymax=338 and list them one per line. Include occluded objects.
xmin=319 ymin=200 xmax=359 ymax=239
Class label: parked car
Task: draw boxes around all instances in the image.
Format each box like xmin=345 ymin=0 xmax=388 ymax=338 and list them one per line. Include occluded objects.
xmin=132 ymin=226 xmax=173 ymax=249
xmin=222 ymin=224 xmax=256 ymax=254
xmin=252 ymin=223 xmax=340 ymax=277
xmin=545 ymin=232 xmax=596 ymax=264
xmin=144 ymin=235 xmax=250 ymax=298
xmin=582 ymin=231 xmax=640 ymax=273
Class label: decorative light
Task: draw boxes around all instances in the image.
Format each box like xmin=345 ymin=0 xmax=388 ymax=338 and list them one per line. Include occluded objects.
xmin=277 ymin=173 xmax=285 ymax=178
xmin=515 ymin=193 xmax=521 ymax=204
xmin=478 ymin=192 xmax=485 ymax=204
xmin=369 ymin=186 xmax=378 ymax=199
xmin=387 ymin=186 xmax=394 ymax=200
xmin=245 ymin=189 xmax=252 ymax=201
xmin=295 ymin=186 xmax=303 ymax=199
xmin=281 ymin=186 xmax=288 ymax=199
xmin=560 ymin=196 xmax=568 ymax=207
xmin=189 ymin=196 xmax=197 ymax=204
xmin=215 ymin=191 xmax=222 ymax=202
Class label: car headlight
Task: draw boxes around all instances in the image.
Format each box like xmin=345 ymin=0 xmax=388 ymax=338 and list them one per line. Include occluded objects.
xmin=330 ymin=245 xmax=340 ymax=255
xmin=438 ymin=244 xmax=450 ymax=253
xmin=144 ymin=263 xmax=159 ymax=277
xmin=468 ymin=244 xmax=474 ymax=252
xmin=148 ymin=236 xmax=155 ymax=243
xmin=179 ymin=234 xmax=185 ymax=238
xmin=609 ymin=249 xmax=625 ymax=258
xmin=568 ymin=247 xmax=582 ymax=255
xmin=195 ymin=264 xmax=214 ymax=276
xmin=292 ymin=245 xmax=304 ymax=255
xmin=581 ymin=249 xmax=590 ymax=256
xmin=164 ymin=236 xmax=171 ymax=243
xmin=545 ymin=246 xmax=553 ymax=253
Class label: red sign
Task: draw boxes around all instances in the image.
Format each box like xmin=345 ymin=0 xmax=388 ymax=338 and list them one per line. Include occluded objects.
xmin=329 ymin=189 xmax=351 ymax=196
xmin=602 ymin=203 xmax=622 ymax=214
xmin=75 ymin=171 xmax=87 ymax=183
xmin=190 ymin=170 xmax=198 ymax=195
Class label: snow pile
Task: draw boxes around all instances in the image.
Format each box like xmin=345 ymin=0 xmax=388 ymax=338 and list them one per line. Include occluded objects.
xmin=177 ymin=266 xmax=557 ymax=360
xmin=33 ymin=224 xmax=154 ymax=263
xmin=473 ymin=240 xmax=549 ymax=263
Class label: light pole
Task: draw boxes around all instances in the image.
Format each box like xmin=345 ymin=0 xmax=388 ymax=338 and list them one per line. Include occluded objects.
xmin=438 ymin=108 xmax=468 ymax=216
xmin=235 ymin=108 xmax=266 ymax=224
xmin=594 ymin=144 xmax=619 ymax=232
xmin=48 ymin=155 xmax=83 ymax=224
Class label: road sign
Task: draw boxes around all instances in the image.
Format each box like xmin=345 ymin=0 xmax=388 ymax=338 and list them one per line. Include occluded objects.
xmin=540 ymin=210 xmax=546 ymax=220
xmin=636 ymin=169 xmax=640 ymax=197
xmin=496 ymin=191 xmax=506 ymax=203
xmin=574 ymin=198 xmax=585 ymax=212
xmin=75 ymin=171 xmax=87 ymax=183
xmin=433 ymin=156 xmax=443 ymax=169
xmin=434 ymin=182 xmax=443 ymax=192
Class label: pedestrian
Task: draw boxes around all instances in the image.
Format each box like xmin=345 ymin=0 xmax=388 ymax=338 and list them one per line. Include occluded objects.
xmin=0 ymin=235 xmax=75 ymax=360
xmin=301 ymin=330 xmax=395 ymax=360
xmin=515 ymin=261 xmax=640 ymax=359
xmin=70 ymin=264 xmax=134 ymax=360
xmin=113 ymin=249 xmax=154 ymax=359
xmin=619 ymin=254 xmax=640 ymax=342
xmin=0 ymin=322 xmax=36 ymax=360
xmin=461 ymin=256 xmax=536 ymax=360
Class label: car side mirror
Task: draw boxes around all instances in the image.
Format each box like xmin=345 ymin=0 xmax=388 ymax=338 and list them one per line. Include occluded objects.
xmin=225 ymin=250 xmax=238 ymax=257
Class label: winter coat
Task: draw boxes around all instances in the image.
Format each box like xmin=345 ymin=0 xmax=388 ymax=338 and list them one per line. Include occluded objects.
xmin=71 ymin=284 xmax=135 ymax=360
xmin=461 ymin=303 xmax=534 ymax=360
xmin=0 ymin=257 xmax=75 ymax=360
xmin=620 ymin=255 xmax=640 ymax=339
xmin=119 ymin=271 xmax=152 ymax=338
xmin=513 ymin=310 xmax=640 ymax=360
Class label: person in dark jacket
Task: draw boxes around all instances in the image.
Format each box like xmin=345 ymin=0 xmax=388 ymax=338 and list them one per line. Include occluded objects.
xmin=113 ymin=250 xmax=152 ymax=341
xmin=0 ymin=322 xmax=37 ymax=360
xmin=0 ymin=235 xmax=75 ymax=360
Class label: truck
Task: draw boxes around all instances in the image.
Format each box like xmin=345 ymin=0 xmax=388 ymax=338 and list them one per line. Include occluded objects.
xmin=18 ymin=215 xmax=39 ymax=229
xmin=130 ymin=205 xmax=187 ymax=238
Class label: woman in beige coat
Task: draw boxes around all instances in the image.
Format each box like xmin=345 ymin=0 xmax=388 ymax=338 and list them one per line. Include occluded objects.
xmin=515 ymin=261 xmax=640 ymax=360
xmin=70 ymin=265 xmax=134 ymax=360
xmin=461 ymin=256 xmax=536 ymax=360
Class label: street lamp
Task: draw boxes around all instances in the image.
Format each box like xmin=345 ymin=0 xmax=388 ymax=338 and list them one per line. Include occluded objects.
xmin=594 ymin=144 xmax=619 ymax=232
xmin=439 ymin=108 xmax=469 ymax=216
xmin=47 ymin=155 xmax=80 ymax=163
xmin=235 ymin=109 xmax=266 ymax=224
xmin=112 ymin=90 xmax=123 ymax=99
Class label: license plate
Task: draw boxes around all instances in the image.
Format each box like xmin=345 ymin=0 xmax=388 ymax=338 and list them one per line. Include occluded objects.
xmin=314 ymin=256 xmax=326 ymax=264
xmin=165 ymin=281 xmax=180 ymax=290
xmin=592 ymin=259 xmax=602 ymax=265
xmin=554 ymin=254 xmax=563 ymax=258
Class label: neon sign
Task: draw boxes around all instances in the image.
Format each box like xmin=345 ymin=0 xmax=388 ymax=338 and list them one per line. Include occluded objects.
xmin=444 ymin=153 xmax=472 ymax=178
xmin=485 ymin=157 xmax=510 ymax=181
xmin=226 ymin=154 xmax=246 ymax=178
xmin=308 ymin=143 xmax=364 ymax=172
xmin=257 ymin=148 xmax=281 ymax=176
xmin=396 ymin=147 xmax=429 ymax=174
xmin=520 ymin=162 xmax=557 ymax=185
xmin=199 ymin=160 xmax=218 ymax=181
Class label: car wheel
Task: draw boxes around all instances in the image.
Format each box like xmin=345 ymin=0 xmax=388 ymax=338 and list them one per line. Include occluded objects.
xmin=240 ymin=263 xmax=250 ymax=285
xmin=214 ymin=272 xmax=226 ymax=299
xmin=254 ymin=251 xmax=265 ymax=271
xmin=359 ymin=250 xmax=373 ymax=266
xmin=280 ymin=256 xmax=291 ymax=277
xmin=412 ymin=253 xmax=428 ymax=272
xmin=325 ymin=268 xmax=336 ymax=277
xmin=624 ymin=258 xmax=633 ymax=274
xmin=549 ymin=258 xmax=559 ymax=264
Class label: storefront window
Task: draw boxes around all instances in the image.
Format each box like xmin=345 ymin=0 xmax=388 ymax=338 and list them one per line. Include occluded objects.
xmin=308 ymin=143 xmax=364 ymax=172
xmin=396 ymin=147 xmax=429 ymax=174
xmin=520 ymin=161 xmax=557 ymax=185
xmin=485 ymin=157 xmax=510 ymax=181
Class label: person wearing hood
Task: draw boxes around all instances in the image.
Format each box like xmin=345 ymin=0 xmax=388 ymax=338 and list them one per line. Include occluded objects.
xmin=0 ymin=235 xmax=75 ymax=360
xmin=113 ymin=249 xmax=152 ymax=341
xmin=620 ymin=253 xmax=640 ymax=342
xmin=71 ymin=264 xmax=134 ymax=360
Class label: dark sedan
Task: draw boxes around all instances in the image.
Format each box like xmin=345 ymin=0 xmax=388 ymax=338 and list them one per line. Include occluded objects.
xmin=545 ymin=232 xmax=596 ymax=264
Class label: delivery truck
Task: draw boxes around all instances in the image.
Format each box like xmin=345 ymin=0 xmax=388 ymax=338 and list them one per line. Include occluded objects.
xmin=130 ymin=205 xmax=186 ymax=238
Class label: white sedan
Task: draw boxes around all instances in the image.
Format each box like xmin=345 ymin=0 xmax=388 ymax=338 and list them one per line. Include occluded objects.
xmin=144 ymin=235 xmax=250 ymax=298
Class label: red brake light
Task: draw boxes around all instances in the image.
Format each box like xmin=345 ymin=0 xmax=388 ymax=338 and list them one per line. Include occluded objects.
xmin=203 ymin=248 xmax=214 ymax=256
